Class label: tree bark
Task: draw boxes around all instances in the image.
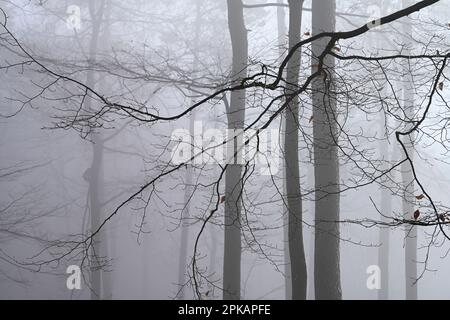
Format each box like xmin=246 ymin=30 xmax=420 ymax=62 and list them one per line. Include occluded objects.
xmin=378 ymin=119 xmax=391 ymax=300
xmin=85 ymin=0 xmax=107 ymax=300
xmin=177 ymin=0 xmax=202 ymax=300
xmin=276 ymin=0 xmax=292 ymax=300
xmin=223 ymin=0 xmax=248 ymax=300
xmin=376 ymin=3 xmax=390 ymax=298
xmin=402 ymin=0 xmax=417 ymax=300
xmin=284 ymin=0 xmax=307 ymax=300
xmin=311 ymin=0 xmax=342 ymax=300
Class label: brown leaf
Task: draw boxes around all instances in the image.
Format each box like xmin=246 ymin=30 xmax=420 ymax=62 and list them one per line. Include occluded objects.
xmin=438 ymin=82 xmax=444 ymax=91
xmin=413 ymin=209 xmax=420 ymax=220
xmin=309 ymin=116 xmax=314 ymax=123
xmin=439 ymin=214 xmax=445 ymax=222
xmin=333 ymin=46 xmax=341 ymax=52
xmin=415 ymin=194 xmax=425 ymax=200
xmin=220 ymin=196 xmax=226 ymax=204
xmin=304 ymin=31 xmax=311 ymax=36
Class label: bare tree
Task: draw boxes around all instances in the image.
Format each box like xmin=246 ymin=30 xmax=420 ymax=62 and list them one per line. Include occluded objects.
xmin=276 ymin=0 xmax=292 ymax=300
xmin=284 ymin=0 xmax=307 ymax=300
xmin=177 ymin=0 xmax=203 ymax=300
xmin=222 ymin=0 xmax=248 ymax=300
xmin=311 ymin=0 xmax=341 ymax=300
xmin=401 ymin=0 xmax=418 ymax=300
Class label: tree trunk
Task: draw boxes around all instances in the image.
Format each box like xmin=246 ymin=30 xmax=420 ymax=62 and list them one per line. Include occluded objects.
xmin=284 ymin=0 xmax=307 ymax=300
xmin=99 ymin=0 xmax=113 ymax=300
xmin=177 ymin=0 xmax=202 ymax=300
xmin=402 ymin=0 xmax=417 ymax=300
xmin=223 ymin=0 xmax=248 ymax=300
xmin=207 ymin=101 xmax=221 ymax=296
xmin=375 ymin=2 xmax=390 ymax=300
xmin=311 ymin=0 xmax=342 ymax=300
xmin=85 ymin=0 xmax=107 ymax=300
xmin=276 ymin=0 xmax=292 ymax=300
xmin=378 ymin=121 xmax=391 ymax=300
xmin=89 ymin=135 xmax=105 ymax=300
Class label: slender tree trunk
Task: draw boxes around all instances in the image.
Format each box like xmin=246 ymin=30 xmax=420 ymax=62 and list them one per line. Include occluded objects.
xmin=374 ymin=2 xmax=390 ymax=300
xmin=85 ymin=0 xmax=107 ymax=300
xmin=223 ymin=0 xmax=247 ymax=300
xmin=378 ymin=120 xmax=391 ymax=300
xmin=402 ymin=97 xmax=417 ymax=301
xmin=311 ymin=0 xmax=342 ymax=300
xmin=177 ymin=0 xmax=202 ymax=300
xmin=99 ymin=0 xmax=113 ymax=300
xmin=89 ymin=135 xmax=105 ymax=300
xmin=177 ymin=155 xmax=192 ymax=299
xmin=208 ymin=103 xmax=221 ymax=295
xmin=402 ymin=0 xmax=417 ymax=300
xmin=284 ymin=0 xmax=307 ymax=300
xmin=276 ymin=0 xmax=292 ymax=300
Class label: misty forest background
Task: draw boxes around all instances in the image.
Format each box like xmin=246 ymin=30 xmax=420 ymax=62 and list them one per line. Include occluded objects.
xmin=1 ymin=0 xmax=450 ymax=300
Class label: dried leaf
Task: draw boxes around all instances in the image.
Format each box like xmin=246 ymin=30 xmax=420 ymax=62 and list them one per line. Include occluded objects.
xmin=304 ymin=31 xmax=311 ymax=36
xmin=333 ymin=46 xmax=341 ymax=52
xmin=413 ymin=209 xmax=420 ymax=220
xmin=220 ymin=196 xmax=226 ymax=204
xmin=438 ymin=82 xmax=444 ymax=91
xmin=309 ymin=116 xmax=314 ymax=123
xmin=415 ymin=194 xmax=425 ymax=200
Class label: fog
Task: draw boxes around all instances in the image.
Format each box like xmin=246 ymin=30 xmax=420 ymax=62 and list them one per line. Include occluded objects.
xmin=1 ymin=0 xmax=450 ymax=300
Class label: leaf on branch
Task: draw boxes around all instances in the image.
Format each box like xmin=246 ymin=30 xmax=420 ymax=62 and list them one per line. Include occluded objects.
xmin=439 ymin=214 xmax=445 ymax=222
xmin=415 ymin=194 xmax=425 ymax=200
xmin=438 ymin=82 xmax=444 ymax=91
xmin=304 ymin=31 xmax=310 ymax=36
xmin=220 ymin=196 xmax=225 ymax=204
xmin=413 ymin=209 xmax=420 ymax=220
xmin=309 ymin=116 xmax=314 ymax=123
